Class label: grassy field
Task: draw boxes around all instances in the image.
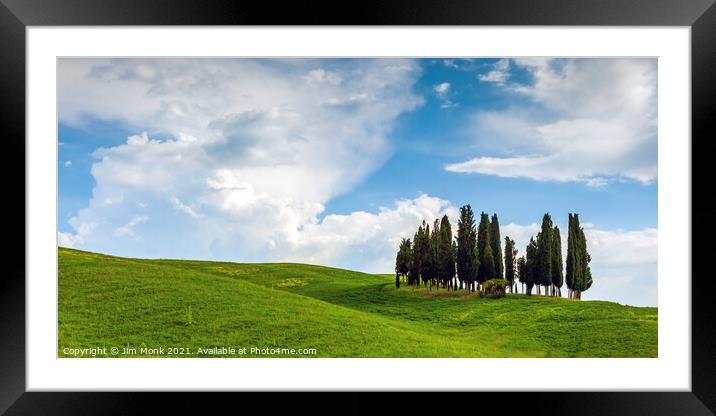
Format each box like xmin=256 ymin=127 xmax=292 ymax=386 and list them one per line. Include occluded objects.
xmin=58 ymin=247 xmax=657 ymax=358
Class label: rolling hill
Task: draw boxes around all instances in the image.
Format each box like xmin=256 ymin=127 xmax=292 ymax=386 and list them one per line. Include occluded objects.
xmin=58 ymin=247 xmax=657 ymax=358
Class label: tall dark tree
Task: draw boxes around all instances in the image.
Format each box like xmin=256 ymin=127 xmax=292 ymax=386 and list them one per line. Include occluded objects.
xmin=395 ymin=237 xmax=412 ymax=288
xmin=481 ymin=244 xmax=496 ymax=283
xmin=456 ymin=205 xmax=479 ymax=291
xmin=577 ymin=219 xmax=593 ymax=297
xmin=438 ymin=215 xmax=456 ymax=290
xmin=477 ymin=212 xmax=494 ymax=283
xmin=535 ymin=213 xmax=554 ymax=295
xmin=410 ymin=222 xmax=429 ymax=287
xmin=427 ymin=219 xmax=441 ymax=290
xmin=525 ymin=237 xmax=538 ymax=295
xmin=516 ymin=256 xmax=526 ymax=294
xmin=408 ymin=228 xmax=419 ymax=286
xmin=421 ymin=222 xmax=435 ymax=288
xmin=504 ymin=236 xmax=517 ymax=293
xmin=451 ymin=240 xmax=458 ymax=289
xmin=565 ymin=214 xmax=577 ymax=296
xmin=551 ymin=225 xmax=564 ymax=297
xmin=490 ymin=214 xmax=504 ymax=279
xmin=566 ymin=213 xmax=593 ymax=299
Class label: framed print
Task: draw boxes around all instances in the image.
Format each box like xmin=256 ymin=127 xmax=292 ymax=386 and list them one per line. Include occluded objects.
xmin=2 ymin=0 xmax=715 ymax=413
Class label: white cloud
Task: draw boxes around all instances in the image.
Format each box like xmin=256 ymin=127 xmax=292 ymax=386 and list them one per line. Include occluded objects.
xmin=478 ymin=59 xmax=510 ymax=84
xmin=303 ymin=68 xmax=342 ymax=85
xmin=58 ymin=222 xmax=95 ymax=248
xmin=59 ymin=58 xmax=425 ymax=269
xmin=433 ymin=82 xmax=450 ymax=94
xmin=441 ymin=58 xmax=478 ymax=71
xmin=270 ymin=194 xmax=458 ymax=273
xmin=63 ymin=160 xmax=72 ymax=167
xmin=113 ymin=215 xmax=149 ymax=237
xmin=433 ymin=82 xmax=457 ymax=109
xmin=449 ymin=58 xmax=657 ymax=186
xmin=169 ymin=196 xmax=201 ymax=218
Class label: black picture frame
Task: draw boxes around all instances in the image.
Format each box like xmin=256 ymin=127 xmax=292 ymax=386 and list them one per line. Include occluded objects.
xmin=2 ymin=0 xmax=714 ymax=414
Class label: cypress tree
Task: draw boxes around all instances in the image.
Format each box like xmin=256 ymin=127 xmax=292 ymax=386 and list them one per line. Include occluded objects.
xmin=456 ymin=205 xmax=478 ymax=291
xmin=525 ymin=237 xmax=538 ymax=295
xmin=566 ymin=213 xmax=593 ymax=299
xmin=395 ymin=237 xmax=412 ymax=288
xmin=452 ymin=240 xmax=458 ymax=289
xmin=516 ymin=256 xmax=526 ymax=293
xmin=482 ymin=243 xmax=496 ymax=282
xmin=504 ymin=236 xmax=517 ymax=293
xmin=490 ymin=214 xmax=504 ymax=279
xmin=421 ymin=222 xmax=434 ymax=288
xmin=551 ymin=225 xmax=564 ymax=297
xmin=576 ymin=218 xmax=593 ymax=299
xmin=565 ymin=214 xmax=576 ymax=297
xmin=477 ymin=212 xmax=494 ymax=283
xmin=429 ymin=219 xmax=441 ymax=289
xmin=408 ymin=229 xmax=419 ymax=287
xmin=411 ymin=222 xmax=430 ymax=288
xmin=472 ymin=244 xmax=480 ymax=291
xmin=536 ymin=213 xmax=553 ymax=295
xmin=438 ymin=215 xmax=456 ymax=290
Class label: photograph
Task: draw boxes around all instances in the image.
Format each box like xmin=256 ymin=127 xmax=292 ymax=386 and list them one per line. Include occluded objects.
xmin=57 ymin=57 xmax=658 ymax=358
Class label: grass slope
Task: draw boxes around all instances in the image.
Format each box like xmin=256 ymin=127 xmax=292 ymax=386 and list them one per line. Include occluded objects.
xmin=58 ymin=248 xmax=657 ymax=358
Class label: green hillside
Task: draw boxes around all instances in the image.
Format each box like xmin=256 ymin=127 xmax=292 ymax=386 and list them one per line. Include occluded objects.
xmin=58 ymin=247 xmax=657 ymax=358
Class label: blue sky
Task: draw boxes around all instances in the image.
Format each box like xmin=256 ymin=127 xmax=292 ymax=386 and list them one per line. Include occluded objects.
xmin=58 ymin=58 xmax=658 ymax=306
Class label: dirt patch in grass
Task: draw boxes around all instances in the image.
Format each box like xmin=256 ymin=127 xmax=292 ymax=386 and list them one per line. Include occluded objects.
xmin=421 ymin=292 xmax=460 ymax=299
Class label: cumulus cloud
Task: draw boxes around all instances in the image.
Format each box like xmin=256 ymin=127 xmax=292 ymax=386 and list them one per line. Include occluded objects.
xmin=58 ymin=222 xmax=95 ymax=248
xmin=433 ymin=82 xmax=457 ymax=109
xmin=478 ymin=59 xmax=510 ymax=84
xmin=58 ymin=58 xmax=425 ymax=270
xmin=449 ymin=58 xmax=657 ymax=186
xmin=170 ymin=196 xmax=201 ymax=219
xmin=113 ymin=215 xmax=149 ymax=237
xmin=443 ymin=59 xmax=460 ymax=69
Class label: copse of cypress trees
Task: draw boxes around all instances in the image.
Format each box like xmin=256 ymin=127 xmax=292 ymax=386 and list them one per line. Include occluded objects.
xmin=477 ymin=212 xmax=494 ymax=284
xmin=504 ymin=236 xmax=517 ymax=293
xmin=395 ymin=210 xmax=588 ymax=298
xmin=490 ymin=214 xmax=504 ymax=280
